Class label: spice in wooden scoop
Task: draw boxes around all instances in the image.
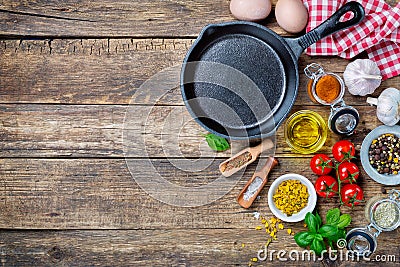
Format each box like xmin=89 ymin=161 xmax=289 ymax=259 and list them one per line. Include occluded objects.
xmin=243 ymin=176 xmax=263 ymax=201
xmin=237 ymin=157 xmax=278 ymax=208
xmin=219 ymin=138 xmax=274 ymax=177
xmin=220 ymin=151 xmax=252 ymax=172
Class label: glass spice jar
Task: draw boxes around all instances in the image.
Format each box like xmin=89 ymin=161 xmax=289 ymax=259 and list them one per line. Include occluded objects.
xmin=304 ymin=63 xmax=345 ymax=105
xmin=304 ymin=63 xmax=360 ymax=136
xmin=346 ymin=189 xmax=400 ymax=257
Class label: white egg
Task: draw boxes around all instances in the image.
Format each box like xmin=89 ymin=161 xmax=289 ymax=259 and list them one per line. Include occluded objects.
xmin=230 ymin=0 xmax=272 ymax=22
xmin=275 ymin=0 xmax=308 ymax=33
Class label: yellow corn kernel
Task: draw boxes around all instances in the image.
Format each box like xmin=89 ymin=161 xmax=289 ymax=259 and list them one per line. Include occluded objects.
xmin=251 ymin=258 xmax=258 ymax=262
xmin=255 ymin=226 xmax=262 ymax=230
xmin=278 ymin=223 xmax=284 ymax=230
xmin=287 ymin=229 xmax=292 ymax=235
xmin=242 ymin=243 xmax=245 ymax=248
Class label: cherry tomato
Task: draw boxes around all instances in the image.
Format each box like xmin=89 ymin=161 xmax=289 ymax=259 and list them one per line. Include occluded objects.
xmin=332 ymin=140 xmax=356 ymax=162
xmin=340 ymin=184 xmax=363 ymax=207
xmin=310 ymin=154 xmax=333 ymax=175
xmin=314 ymin=175 xmax=338 ymax=198
xmin=337 ymin=161 xmax=359 ymax=183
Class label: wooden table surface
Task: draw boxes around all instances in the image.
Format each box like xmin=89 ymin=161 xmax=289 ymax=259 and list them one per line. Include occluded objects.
xmin=1 ymin=0 xmax=399 ymax=266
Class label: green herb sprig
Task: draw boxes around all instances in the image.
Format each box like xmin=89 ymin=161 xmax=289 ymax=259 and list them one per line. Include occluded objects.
xmin=294 ymin=208 xmax=351 ymax=255
xmin=202 ymin=133 xmax=230 ymax=152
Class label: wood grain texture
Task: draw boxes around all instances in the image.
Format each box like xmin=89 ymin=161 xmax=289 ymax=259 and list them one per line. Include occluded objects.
xmin=1 ymin=0 xmax=398 ymax=37
xmin=0 ymin=0 xmax=280 ymax=37
xmin=0 ymin=38 xmax=399 ymax=105
xmin=1 ymin=229 xmax=398 ymax=266
xmin=1 ymin=0 xmax=400 ymax=265
xmin=0 ymin=104 xmax=379 ymax=158
xmin=1 ymin=157 xmax=398 ymax=230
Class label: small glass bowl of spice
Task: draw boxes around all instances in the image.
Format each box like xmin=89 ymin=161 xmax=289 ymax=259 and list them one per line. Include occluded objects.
xmin=368 ymin=133 xmax=400 ymax=175
xmin=267 ymin=173 xmax=317 ymax=222
xmin=305 ymin=63 xmax=345 ymax=105
xmin=360 ymin=125 xmax=400 ymax=185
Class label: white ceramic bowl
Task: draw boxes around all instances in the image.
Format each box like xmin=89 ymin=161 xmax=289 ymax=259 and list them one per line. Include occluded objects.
xmin=360 ymin=125 xmax=400 ymax=185
xmin=268 ymin=173 xmax=317 ymax=222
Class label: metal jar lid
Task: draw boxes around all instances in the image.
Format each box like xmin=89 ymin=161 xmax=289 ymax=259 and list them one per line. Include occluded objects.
xmin=328 ymin=101 xmax=359 ymax=136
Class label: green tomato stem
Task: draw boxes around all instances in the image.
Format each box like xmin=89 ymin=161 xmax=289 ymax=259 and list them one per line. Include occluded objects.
xmin=335 ymin=159 xmax=345 ymax=205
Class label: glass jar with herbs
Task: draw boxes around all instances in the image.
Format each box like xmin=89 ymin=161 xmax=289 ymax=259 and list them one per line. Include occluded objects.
xmin=346 ymin=189 xmax=400 ymax=257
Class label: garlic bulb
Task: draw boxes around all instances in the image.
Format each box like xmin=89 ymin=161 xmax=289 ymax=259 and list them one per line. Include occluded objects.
xmin=343 ymin=59 xmax=382 ymax=96
xmin=367 ymin=88 xmax=400 ymax=126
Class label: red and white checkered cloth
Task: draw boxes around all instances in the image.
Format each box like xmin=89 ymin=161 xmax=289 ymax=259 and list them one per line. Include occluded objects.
xmin=303 ymin=0 xmax=400 ymax=80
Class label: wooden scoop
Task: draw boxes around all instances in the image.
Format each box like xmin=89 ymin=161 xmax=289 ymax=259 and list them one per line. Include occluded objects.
xmin=219 ymin=138 xmax=274 ymax=177
xmin=237 ymin=156 xmax=278 ymax=209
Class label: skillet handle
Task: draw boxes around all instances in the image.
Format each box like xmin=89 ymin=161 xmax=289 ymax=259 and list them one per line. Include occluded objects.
xmin=287 ymin=1 xmax=365 ymax=58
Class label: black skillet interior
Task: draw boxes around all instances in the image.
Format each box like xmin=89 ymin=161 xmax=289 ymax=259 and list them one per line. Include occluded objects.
xmin=181 ymin=22 xmax=298 ymax=139
xmin=181 ymin=2 xmax=365 ymax=140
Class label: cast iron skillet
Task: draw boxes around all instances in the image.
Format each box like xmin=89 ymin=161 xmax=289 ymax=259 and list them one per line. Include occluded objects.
xmin=181 ymin=2 xmax=365 ymax=140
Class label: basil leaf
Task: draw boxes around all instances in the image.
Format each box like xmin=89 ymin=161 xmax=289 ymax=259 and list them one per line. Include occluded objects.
xmin=310 ymin=239 xmax=325 ymax=256
xmin=318 ymin=225 xmax=338 ymax=239
xmin=326 ymin=208 xmax=340 ymax=225
xmin=337 ymin=214 xmax=352 ymax=229
xmin=315 ymin=212 xmax=322 ymax=228
xmin=314 ymin=233 xmax=324 ymax=241
xmin=338 ymin=229 xmax=346 ymax=239
xmin=305 ymin=212 xmax=318 ymax=233
xmin=203 ymin=133 xmax=230 ymax=151
xmin=326 ymin=229 xmax=346 ymax=244
xmin=294 ymin=231 xmax=315 ymax=247
xmin=328 ymin=239 xmax=334 ymax=248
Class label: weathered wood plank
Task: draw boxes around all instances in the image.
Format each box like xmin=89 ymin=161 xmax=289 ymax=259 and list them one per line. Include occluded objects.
xmin=0 ymin=39 xmax=399 ymax=105
xmin=0 ymin=104 xmax=379 ymax=158
xmin=0 ymin=157 xmax=398 ymax=230
xmin=0 ymin=39 xmax=191 ymax=105
xmin=0 ymin=0 xmax=287 ymax=37
xmin=1 ymin=0 xmax=398 ymax=37
xmin=0 ymin=229 xmax=398 ymax=266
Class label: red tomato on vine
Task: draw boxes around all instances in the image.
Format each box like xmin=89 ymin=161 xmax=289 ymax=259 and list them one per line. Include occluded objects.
xmin=310 ymin=154 xmax=333 ymax=175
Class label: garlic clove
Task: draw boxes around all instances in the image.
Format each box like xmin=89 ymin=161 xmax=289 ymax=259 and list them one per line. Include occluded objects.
xmin=343 ymin=59 xmax=382 ymax=96
xmin=377 ymin=105 xmax=398 ymax=126
xmin=367 ymin=88 xmax=400 ymax=126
